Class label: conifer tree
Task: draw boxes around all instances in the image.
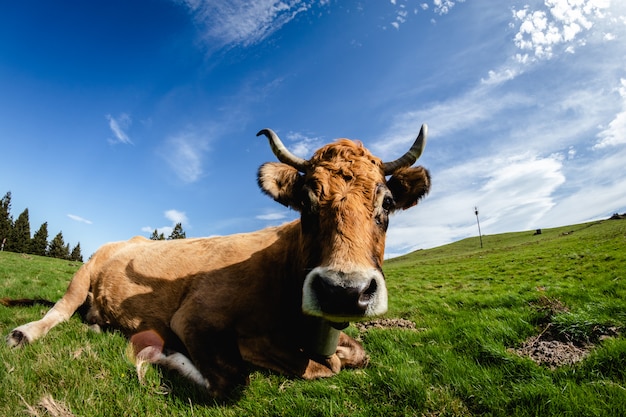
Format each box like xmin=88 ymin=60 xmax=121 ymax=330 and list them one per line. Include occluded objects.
xmin=31 ymin=222 xmax=49 ymax=256
xmin=70 ymin=243 xmax=83 ymax=262
xmin=8 ymin=208 xmax=31 ymax=253
xmin=168 ymin=223 xmax=186 ymax=240
xmin=0 ymin=191 xmax=12 ymax=250
xmin=150 ymin=229 xmax=165 ymax=240
xmin=48 ymin=231 xmax=69 ymax=259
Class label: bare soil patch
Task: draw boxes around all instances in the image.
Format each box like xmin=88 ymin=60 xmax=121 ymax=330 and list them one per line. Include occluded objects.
xmin=510 ymin=324 xmax=591 ymax=368
xmin=353 ymin=318 xmax=419 ymax=332
xmin=510 ymin=295 xmax=620 ymax=368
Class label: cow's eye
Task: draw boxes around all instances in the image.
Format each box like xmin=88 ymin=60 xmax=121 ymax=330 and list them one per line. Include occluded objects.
xmin=301 ymin=186 xmax=319 ymax=213
xmin=382 ymin=196 xmax=395 ymax=213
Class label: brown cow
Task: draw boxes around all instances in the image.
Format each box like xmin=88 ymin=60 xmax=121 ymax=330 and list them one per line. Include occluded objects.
xmin=5 ymin=125 xmax=431 ymax=398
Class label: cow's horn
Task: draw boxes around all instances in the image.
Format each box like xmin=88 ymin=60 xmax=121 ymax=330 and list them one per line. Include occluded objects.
xmin=382 ymin=124 xmax=427 ymax=175
xmin=257 ymin=128 xmax=309 ymax=172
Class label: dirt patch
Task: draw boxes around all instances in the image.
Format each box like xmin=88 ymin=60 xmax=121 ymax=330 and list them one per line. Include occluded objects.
xmin=510 ymin=295 xmax=620 ymax=368
xmin=510 ymin=324 xmax=591 ymax=368
xmin=353 ymin=318 xmax=419 ymax=332
xmin=512 ymin=323 xmax=621 ymax=368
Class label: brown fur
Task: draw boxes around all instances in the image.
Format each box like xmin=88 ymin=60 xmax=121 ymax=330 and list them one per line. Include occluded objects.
xmin=6 ymin=138 xmax=430 ymax=399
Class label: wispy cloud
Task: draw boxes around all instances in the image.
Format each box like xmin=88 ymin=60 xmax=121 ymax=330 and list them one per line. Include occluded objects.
xmin=255 ymin=208 xmax=291 ymax=221
xmin=594 ymin=78 xmax=626 ymax=149
xmin=106 ymin=113 xmax=132 ymax=145
xmin=285 ymin=131 xmax=325 ymax=159
xmin=159 ymin=128 xmax=211 ymax=183
xmin=67 ymin=214 xmax=93 ymax=225
xmin=175 ymin=0 xmax=313 ymax=49
xmin=385 ymin=151 xmax=567 ymax=256
xmin=371 ymin=85 xmax=532 ymax=160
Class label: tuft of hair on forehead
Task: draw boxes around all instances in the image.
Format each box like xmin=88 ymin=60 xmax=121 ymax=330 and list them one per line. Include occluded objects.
xmin=310 ymin=139 xmax=382 ymax=170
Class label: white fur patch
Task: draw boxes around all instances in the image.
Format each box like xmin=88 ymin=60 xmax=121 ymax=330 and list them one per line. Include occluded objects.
xmin=156 ymin=352 xmax=209 ymax=389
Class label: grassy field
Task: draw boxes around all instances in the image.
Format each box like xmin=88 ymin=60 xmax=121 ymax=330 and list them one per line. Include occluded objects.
xmin=1 ymin=219 xmax=625 ymax=416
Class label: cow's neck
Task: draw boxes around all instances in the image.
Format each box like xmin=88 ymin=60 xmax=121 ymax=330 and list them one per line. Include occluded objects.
xmin=269 ymin=220 xmax=347 ymax=356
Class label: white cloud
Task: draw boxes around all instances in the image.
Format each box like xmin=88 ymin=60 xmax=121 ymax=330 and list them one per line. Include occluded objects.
xmin=106 ymin=113 xmax=132 ymax=145
xmin=165 ymin=209 xmax=188 ymax=225
xmin=67 ymin=214 xmax=93 ymax=225
xmin=481 ymin=66 xmax=522 ymax=86
xmin=176 ymin=0 xmax=312 ymax=49
xmin=511 ymin=0 xmax=611 ymax=62
xmin=160 ymin=129 xmax=210 ymax=183
xmin=432 ymin=0 xmax=464 ymax=16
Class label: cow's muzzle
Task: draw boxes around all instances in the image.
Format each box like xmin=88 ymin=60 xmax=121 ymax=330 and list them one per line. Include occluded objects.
xmin=302 ymin=267 xmax=388 ymax=321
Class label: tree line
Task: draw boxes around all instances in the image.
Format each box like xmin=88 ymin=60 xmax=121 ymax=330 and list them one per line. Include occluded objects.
xmin=149 ymin=222 xmax=186 ymax=241
xmin=1 ymin=191 xmax=83 ymax=262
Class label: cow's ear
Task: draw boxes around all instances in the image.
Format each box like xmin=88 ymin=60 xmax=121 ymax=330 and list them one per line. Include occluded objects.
xmin=386 ymin=166 xmax=431 ymax=210
xmin=257 ymin=162 xmax=303 ymax=210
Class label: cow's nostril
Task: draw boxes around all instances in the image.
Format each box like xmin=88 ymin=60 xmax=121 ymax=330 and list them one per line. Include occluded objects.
xmin=311 ymin=272 xmax=332 ymax=296
xmin=358 ymin=279 xmax=377 ymax=309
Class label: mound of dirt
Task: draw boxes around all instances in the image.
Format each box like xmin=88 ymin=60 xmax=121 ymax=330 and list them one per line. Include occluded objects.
xmin=510 ymin=325 xmax=591 ymax=368
xmin=353 ymin=318 xmax=418 ymax=332
xmin=510 ymin=295 xmax=620 ymax=368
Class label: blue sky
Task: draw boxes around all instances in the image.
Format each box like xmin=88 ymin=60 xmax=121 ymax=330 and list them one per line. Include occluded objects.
xmin=1 ymin=0 xmax=625 ymax=259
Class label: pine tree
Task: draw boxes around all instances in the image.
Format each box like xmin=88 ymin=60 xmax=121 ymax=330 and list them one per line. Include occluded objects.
xmin=31 ymin=222 xmax=49 ymax=256
xmin=0 ymin=191 xmax=12 ymax=250
xmin=48 ymin=231 xmax=69 ymax=259
xmin=168 ymin=223 xmax=186 ymax=240
xmin=150 ymin=229 xmax=165 ymax=240
xmin=8 ymin=208 xmax=31 ymax=253
xmin=70 ymin=243 xmax=83 ymax=262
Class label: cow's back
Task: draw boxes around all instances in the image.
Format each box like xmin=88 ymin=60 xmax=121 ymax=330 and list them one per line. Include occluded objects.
xmin=87 ymin=224 xmax=295 ymax=335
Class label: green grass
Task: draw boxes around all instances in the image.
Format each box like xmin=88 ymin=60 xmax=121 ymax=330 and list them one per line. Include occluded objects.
xmin=1 ymin=219 xmax=626 ymax=416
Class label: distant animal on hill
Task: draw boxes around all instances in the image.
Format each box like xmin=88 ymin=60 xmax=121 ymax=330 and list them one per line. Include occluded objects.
xmin=5 ymin=125 xmax=431 ymax=398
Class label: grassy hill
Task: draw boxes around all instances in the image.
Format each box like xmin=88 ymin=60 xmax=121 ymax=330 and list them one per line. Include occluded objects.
xmin=1 ymin=219 xmax=625 ymax=416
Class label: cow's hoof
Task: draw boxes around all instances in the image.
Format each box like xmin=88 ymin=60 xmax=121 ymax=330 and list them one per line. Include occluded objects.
xmin=6 ymin=329 xmax=29 ymax=348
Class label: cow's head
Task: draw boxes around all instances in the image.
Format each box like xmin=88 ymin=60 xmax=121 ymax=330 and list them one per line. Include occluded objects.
xmin=257 ymin=125 xmax=431 ymax=322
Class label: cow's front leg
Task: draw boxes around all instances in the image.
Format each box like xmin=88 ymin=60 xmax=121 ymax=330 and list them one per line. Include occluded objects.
xmin=335 ymin=332 xmax=369 ymax=369
xmin=237 ymin=334 xmax=338 ymax=379
xmin=301 ymin=332 xmax=368 ymax=378
xmin=238 ymin=331 xmax=367 ymax=380
xmin=301 ymin=354 xmax=342 ymax=379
